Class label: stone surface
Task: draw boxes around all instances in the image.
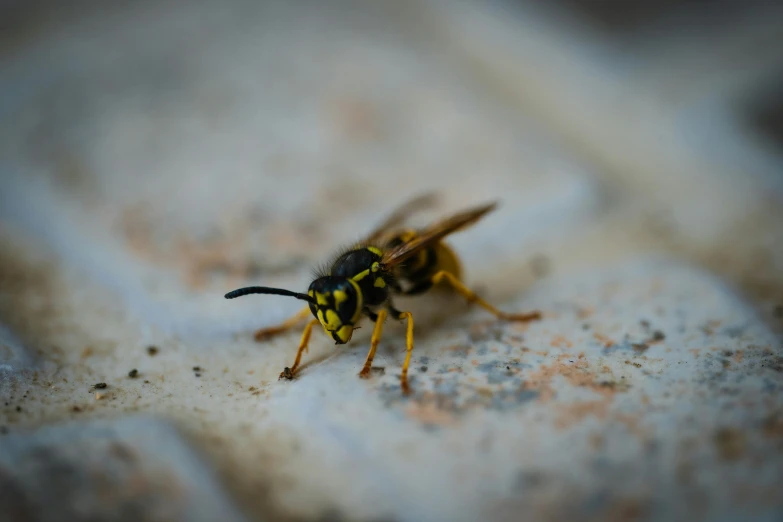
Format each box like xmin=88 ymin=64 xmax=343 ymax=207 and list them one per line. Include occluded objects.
xmin=1 ymin=1 xmax=782 ymax=522
xmin=0 ymin=416 xmax=249 ymax=522
xmin=252 ymin=259 xmax=783 ymax=522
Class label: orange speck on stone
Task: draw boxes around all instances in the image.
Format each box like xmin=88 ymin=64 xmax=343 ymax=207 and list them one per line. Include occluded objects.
xmin=406 ymin=398 xmax=457 ymax=427
xmin=554 ymin=400 xmax=610 ymax=428
xmin=523 ymin=353 xmax=625 ymax=408
xmin=593 ymin=333 xmax=614 ymax=348
xmin=550 ymin=335 xmax=573 ymax=348
xmin=576 ymin=306 xmax=594 ymax=319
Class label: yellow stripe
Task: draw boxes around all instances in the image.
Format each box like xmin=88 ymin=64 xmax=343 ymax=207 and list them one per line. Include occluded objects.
xmin=352 ymin=269 xmax=371 ymax=282
xmin=325 ymin=309 xmax=341 ymax=330
xmin=348 ymin=279 xmax=363 ymax=324
xmin=333 ymin=290 xmax=348 ymax=306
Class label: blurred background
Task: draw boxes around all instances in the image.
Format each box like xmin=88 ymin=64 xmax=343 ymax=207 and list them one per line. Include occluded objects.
xmin=1 ymin=1 xmax=782 ymax=521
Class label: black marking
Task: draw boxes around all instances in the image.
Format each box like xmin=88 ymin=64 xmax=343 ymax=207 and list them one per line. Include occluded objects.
xmin=364 ymin=308 xmax=379 ymax=322
xmin=385 ymin=231 xmax=441 ymax=294
xmin=331 ymin=248 xmax=381 ymax=278
xmin=336 ymin=286 xmax=358 ymax=326
xmin=308 ymin=276 xmax=361 ymax=327
xmin=311 ymin=241 xmax=384 ymax=279
xmin=406 ymin=247 xmax=438 ymax=284
xmin=388 ymin=303 xmax=407 ymax=320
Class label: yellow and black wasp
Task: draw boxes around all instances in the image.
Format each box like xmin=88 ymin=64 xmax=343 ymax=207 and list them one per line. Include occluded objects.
xmin=224 ymin=194 xmax=541 ymax=393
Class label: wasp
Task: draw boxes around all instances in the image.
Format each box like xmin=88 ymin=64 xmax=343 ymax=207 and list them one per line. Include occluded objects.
xmin=224 ymin=194 xmax=542 ymax=393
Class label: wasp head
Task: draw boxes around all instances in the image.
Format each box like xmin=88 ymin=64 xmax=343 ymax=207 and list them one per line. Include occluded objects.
xmin=307 ymin=276 xmax=362 ymax=344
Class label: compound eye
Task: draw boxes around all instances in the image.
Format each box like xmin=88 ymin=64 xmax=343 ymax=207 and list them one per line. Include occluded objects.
xmin=335 ymin=283 xmax=359 ymax=326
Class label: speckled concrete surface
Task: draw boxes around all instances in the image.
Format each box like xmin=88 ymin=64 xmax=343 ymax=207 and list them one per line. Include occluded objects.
xmin=1 ymin=1 xmax=782 ymax=521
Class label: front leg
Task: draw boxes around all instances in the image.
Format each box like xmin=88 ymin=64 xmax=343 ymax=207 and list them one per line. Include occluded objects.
xmin=279 ymin=318 xmax=320 ymax=380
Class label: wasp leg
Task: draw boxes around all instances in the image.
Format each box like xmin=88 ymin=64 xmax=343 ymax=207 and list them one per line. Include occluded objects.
xmin=385 ymin=301 xmax=416 ymax=394
xmin=358 ymin=309 xmax=387 ymax=380
xmin=391 ymin=308 xmax=415 ymax=395
xmin=424 ymin=270 xmax=542 ymax=322
xmin=255 ymin=307 xmax=312 ymax=341
xmin=279 ymin=318 xmax=320 ymax=380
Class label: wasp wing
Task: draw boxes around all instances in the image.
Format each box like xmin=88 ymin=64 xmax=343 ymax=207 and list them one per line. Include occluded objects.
xmin=380 ymin=201 xmax=498 ymax=268
xmin=364 ymin=192 xmax=439 ymax=244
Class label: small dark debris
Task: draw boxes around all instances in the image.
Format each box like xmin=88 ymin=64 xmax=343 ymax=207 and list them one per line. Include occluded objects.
xmin=143 ymin=380 xmax=150 ymax=384
xmin=420 ymin=365 xmax=428 ymax=373
xmin=582 ymin=323 xmax=590 ymax=330
xmin=714 ymin=428 xmax=745 ymax=461
xmin=529 ymin=254 xmax=551 ymax=278
xmin=721 ymin=360 xmax=731 ymax=369
xmin=651 ymin=330 xmax=665 ymax=341
xmin=15 ymin=406 xmax=21 ymax=412
xmin=109 ymin=442 xmax=136 ymax=463
xmin=72 ymin=405 xmax=82 ymax=412
xmin=193 ymin=366 xmax=202 ymax=372
xmin=722 ymin=350 xmax=734 ymax=357
xmin=625 ymin=360 xmax=643 ymax=368
xmin=640 ymin=320 xmax=650 ymax=329
xmin=3 ymin=402 xmax=7 ymax=406
xmin=506 ymin=366 xmax=511 ymax=370
xmin=632 ymin=343 xmax=649 ymax=353
xmin=599 ymin=381 xmax=616 ymax=389
xmin=371 ymin=367 xmax=385 ymax=376
xmin=128 ymin=369 xmax=139 ymax=378
xmin=516 ymin=470 xmax=546 ymax=488
xmin=147 ymin=346 xmax=159 ymax=356
xmin=762 ymin=358 xmax=783 ymax=372
xmin=195 ymin=373 xmax=202 ymax=378
xmin=762 ymin=413 xmax=783 ymax=437
xmin=94 ymin=382 xmax=107 ymax=389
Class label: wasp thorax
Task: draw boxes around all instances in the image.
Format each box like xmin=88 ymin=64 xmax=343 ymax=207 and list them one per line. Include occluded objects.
xmin=307 ymin=276 xmax=362 ymax=344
